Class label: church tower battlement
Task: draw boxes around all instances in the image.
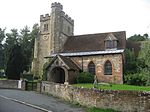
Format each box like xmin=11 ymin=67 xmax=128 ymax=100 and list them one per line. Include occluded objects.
xmin=40 ymin=14 xmax=51 ymax=22
xmin=32 ymin=2 xmax=74 ymax=78
xmin=51 ymin=2 xmax=63 ymax=10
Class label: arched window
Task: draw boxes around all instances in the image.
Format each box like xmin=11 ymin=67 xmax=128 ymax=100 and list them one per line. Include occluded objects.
xmin=88 ymin=61 xmax=95 ymax=75
xmin=104 ymin=60 xmax=112 ymax=75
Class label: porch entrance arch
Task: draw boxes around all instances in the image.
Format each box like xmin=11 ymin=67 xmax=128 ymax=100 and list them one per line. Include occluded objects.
xmin=51 ymin=67 xmax=65 ymax=83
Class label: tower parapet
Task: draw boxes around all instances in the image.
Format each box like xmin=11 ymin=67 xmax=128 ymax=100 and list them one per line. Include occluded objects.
xmin=40 ymin=14 xmax=50 ymax=22
xmin=61 ymin=11 xmax=74 ymax=25
xmin=51 ymin=2 xmax=63 ymax=11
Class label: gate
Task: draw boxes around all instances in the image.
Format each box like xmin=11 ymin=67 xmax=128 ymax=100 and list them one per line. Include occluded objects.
xmin=25 ymin=81 xmax=37 ymax=91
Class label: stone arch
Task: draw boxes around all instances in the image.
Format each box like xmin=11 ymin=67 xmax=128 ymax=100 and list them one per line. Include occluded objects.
xmin=50 ymin=67 xmax=65 ymax=83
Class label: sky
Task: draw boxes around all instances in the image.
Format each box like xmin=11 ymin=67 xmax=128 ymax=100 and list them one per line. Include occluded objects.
xmin=0 ymin=0 xmax=150 ymax=37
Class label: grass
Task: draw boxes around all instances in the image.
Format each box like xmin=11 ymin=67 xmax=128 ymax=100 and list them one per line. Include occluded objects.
xmin=87 ymin=107 xmax=119 ymax=112
xmin=0 ymin=78 xmax=7 ymax=80
xmin=74 ymin=83 xmax=150 ymax=91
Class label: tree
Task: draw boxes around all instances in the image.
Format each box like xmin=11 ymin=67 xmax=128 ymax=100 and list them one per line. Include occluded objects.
xmin=127 ymin=34 xmax=149 ymax=41
xmin=19 ymin=24 xmax=39 ymax=72
xmin=4 ymin=29 xmax=19 ymax=68
xmin=124 ymin=49 xmax=137 ymax=74
xmin=5 ymin=44 xmax=24 ymax=80
xmin=138 ymin=41 xmax=150 ymax=85
xmin=20 ymin=26 xmax=32 ymax=72
xmin=0 ymin=28 xmax=5 ymax=69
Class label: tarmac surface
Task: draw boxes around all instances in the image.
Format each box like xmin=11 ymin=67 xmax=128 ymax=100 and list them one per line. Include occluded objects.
xmin=0 ymin=89 xmax=85 ymax=112
xmin=0 ymin=96 xmax=44 ymax=112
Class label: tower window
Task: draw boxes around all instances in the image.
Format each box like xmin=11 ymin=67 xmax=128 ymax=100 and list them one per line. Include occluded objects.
xmin=67 ymin=26 xmax=70 ymax=34
xmin=88 ymin=61 xmax=95 ymax=75
xmin=104 ymin=60 xmax=112 ymax=75
xmin=44 ymin=24 xmax=48 ymax=31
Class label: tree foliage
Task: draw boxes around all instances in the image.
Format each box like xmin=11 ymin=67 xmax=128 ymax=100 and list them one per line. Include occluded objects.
xmin=20 ymin=24 xmax=39 ymax=72
xmin=127 ymin=34 xmax=148 ymax=41
xmin=4 ymin=29 xmax=19 ymax=67
xmin=20 ymin=26 xmax=32 ymax=71
xmin=124 ymin=49 xmax=137 ymax=74
xmin=5 ymin=44 xmax=24 ymax=80
xmin=3 ymin=24 xmax=39 ymax=74
xmin=124 ymin=40 xmax=150 ymax=86
xmin=0 ymin=28 xmax=5 ymax=69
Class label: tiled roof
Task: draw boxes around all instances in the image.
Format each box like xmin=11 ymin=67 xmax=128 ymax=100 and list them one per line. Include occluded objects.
xmin=61 ymin=31 xmax=126 ymax=53
xmin=46 ymin=55 xmax=80 ymax=70
xmin=58 ymin=55 xmax=80 ymax=70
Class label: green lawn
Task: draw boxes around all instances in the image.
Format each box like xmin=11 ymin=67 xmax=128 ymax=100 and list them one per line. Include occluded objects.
xmin=74 ymin=83 xmax=150 ymax=91
xmin=0 ymin=78 xmax=7 ymax=80
xmin=87 ymin=107 xmax=119 ymax=112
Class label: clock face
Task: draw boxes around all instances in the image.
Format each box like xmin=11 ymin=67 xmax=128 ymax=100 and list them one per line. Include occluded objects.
xmin=43 ymin=36 xmax=48 ymax=40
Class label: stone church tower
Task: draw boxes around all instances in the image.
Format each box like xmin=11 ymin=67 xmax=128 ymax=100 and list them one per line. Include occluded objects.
xmin=32 ymin=2 xmax=74 ymax=78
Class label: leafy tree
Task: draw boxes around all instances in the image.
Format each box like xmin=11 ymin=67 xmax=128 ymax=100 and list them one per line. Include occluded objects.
xmin=4 ymin=29 xmax=19 ymax=68
xmin=124 ymin=49 xmax=137 ymax=74
xmin=5 ymin=44 xmax=24 ymax=80
xmin=20 ymin=26 xmax=32 ymax=72
xmin=30 ymin=24 xmax=39 ymax=41
xmin=19 ymin=24 xmax=39 ymax=72
xmin=139 ymin=41 xmax=150 ymax=67
xmin=0 ymin=28 xmax=5 ymax=69
xmin=138 ymin=41 xmax=150 ymax=85
xmin=30 ymin=23 xmax=39 ymax=60
xmin=127 ymin=34 xmax=148 ymax=41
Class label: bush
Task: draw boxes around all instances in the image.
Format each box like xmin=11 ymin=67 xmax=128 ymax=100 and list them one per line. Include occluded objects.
xmin=124 ymin=72 xmax=147 ymax=86
xmin=21 ymin=73 xmax=33 ymax=81
xmin=77 ymin=72 xmax=94 ymax=83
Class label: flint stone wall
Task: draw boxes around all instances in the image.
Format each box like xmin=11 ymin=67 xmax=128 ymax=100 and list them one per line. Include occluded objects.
xmin=41 ymin=81 xmax=150 ymax=112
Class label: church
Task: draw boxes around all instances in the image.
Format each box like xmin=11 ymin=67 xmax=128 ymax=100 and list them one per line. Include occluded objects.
xmin=31 ymin=2 xmax=126 ymax=84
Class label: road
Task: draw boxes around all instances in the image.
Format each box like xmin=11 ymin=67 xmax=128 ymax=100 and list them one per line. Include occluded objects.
xmin=0 ymin=89 xmax=85 ymax=112
xmin=0 ymin=96 xmax=45 ymax=112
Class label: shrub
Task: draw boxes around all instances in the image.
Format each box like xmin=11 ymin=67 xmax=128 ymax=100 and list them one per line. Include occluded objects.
xmin=77 ymin=72 xmax=94 ymax=83
xmin=21 ymin=73 xmax=33 ymax=81
xmin=124 ymin=72 xmax=147 ymax=86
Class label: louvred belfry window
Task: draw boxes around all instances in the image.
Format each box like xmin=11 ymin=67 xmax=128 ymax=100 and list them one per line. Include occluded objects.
xmin=44 ymin=24 xmax=48 ymax=31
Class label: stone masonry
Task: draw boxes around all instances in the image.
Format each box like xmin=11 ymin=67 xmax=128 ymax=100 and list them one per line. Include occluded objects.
xmin=41 ymin=82 xmax=150 ymax=112
xmin=71 ymin=54 xmax=123 ymax=84
xmin=31 ymin=2 xmax=74 ymax=77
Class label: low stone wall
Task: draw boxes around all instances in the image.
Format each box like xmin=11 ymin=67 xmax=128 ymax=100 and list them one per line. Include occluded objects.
xmin=41 ymin=81 xmax=150 ymax=112
xmin=0 ymin=80 xmax=23 ymax=89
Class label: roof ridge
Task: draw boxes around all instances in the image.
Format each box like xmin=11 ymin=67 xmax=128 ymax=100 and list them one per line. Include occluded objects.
xmin=72 ymin=31 xmax=126 ymax=37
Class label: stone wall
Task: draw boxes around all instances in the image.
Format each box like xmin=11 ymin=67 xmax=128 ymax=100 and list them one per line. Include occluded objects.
xmin=0 ymin=80 xmax=23 ymax=89
xmin=71 ymin=54 xmax=123 ymax=84
xmin=40 ymin=81 xmax=150 ymax=112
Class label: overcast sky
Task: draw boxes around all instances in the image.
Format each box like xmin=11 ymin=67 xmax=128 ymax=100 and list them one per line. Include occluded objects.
xmin=0 ymin=0 xmax=150 ymax=37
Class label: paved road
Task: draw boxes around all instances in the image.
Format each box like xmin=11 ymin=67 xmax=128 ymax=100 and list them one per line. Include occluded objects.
xmin=0 ymin=89 xmax=85 ymax=112
xmin=0 ymin=96 xmax=45 ymax=112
